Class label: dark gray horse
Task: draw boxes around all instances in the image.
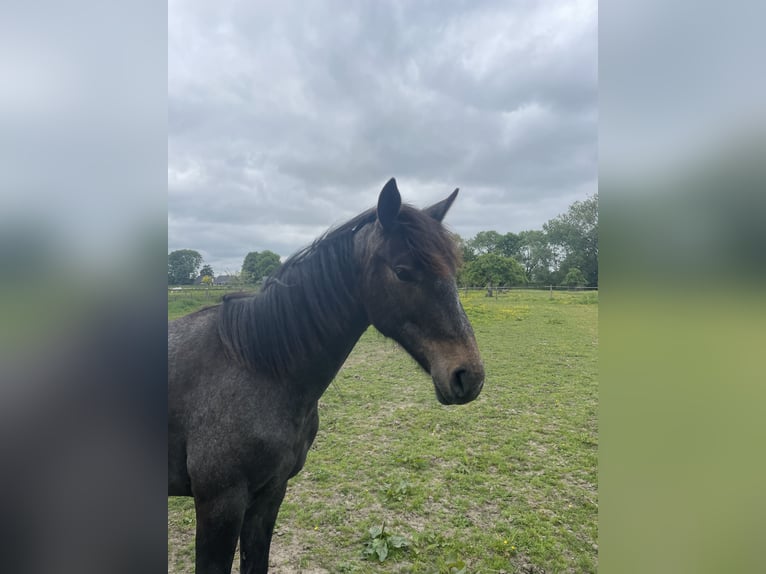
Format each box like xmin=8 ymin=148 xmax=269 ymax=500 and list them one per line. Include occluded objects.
xmin=168 ymin=178 xmax=485 ymax=573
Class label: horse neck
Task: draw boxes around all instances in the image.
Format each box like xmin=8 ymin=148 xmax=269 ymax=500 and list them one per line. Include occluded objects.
xmin=254 ymin=230 xmax=371 ymax=402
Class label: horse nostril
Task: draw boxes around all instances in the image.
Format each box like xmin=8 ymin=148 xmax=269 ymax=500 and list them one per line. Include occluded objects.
xmin=451 ymin=368 xmax=468 ymax=397
xmin=448 ymin=365 xmax=485 ymax=403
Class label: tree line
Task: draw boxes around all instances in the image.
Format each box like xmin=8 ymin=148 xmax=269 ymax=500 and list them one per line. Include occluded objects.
xmin=169 ymin=193 xmax=597 ymax=288
xmin=457 ymin=193 xmax=598 ymax=289
xmin=167 ymin=249 xmax=281 ymax=286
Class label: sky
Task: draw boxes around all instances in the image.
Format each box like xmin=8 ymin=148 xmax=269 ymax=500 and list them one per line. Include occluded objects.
xmin=168 ymin=0 xmax=597 ymax=276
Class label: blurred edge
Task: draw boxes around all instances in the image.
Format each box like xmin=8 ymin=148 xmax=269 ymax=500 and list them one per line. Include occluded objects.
xmin=1 ymin=1 xmax=765 ymax=573
xmin=601 ymin=1 xmax=766 ymax=573
xmin=0 ymin=2 xmax=167 ymax=574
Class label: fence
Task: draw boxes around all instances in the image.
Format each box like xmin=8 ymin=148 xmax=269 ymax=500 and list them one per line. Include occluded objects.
xmin=168 ymin=285 xmax=260 ymax=303
xmin=169 ymin=285 xmax=596 ymax=312
xmin=461 ymin=284 xmax=597 ymax=291
xmin=461 ymin=284 xmax=597 ymax=296
xmin=168 ymin=285 xmax=258 ymax=293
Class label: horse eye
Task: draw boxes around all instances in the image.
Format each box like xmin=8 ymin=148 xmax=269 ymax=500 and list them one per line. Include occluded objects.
xmin=394 ymin=267 xmax=415 ymax=282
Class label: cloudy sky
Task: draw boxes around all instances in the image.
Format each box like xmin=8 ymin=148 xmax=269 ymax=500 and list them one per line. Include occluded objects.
xmin=168 ymin=0 xmax=597 ymax=275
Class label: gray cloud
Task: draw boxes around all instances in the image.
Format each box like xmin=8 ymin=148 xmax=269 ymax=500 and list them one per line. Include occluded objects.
xmin=169 ymin=0 xmax=597 ymax=273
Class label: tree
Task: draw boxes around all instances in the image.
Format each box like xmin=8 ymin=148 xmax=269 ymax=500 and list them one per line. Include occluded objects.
xmin=242 ymin=250 xmax=282 ymax=284
xmin=544 ymin=193 xmax=598 ymax=286
xmin=454 ymin=234 xmax=476 ymax=264
xmin=168 ymin=249 xmax=203 ymax=285
xmin=455 ymin=192 xmax=598 ymax=287
xmin=200 ymin=264 xmax=214 ymax=279
xmin=497 ymin=232 xmax=522 ymax=259
xmin=563 ymin=267 xmax=587 ymax=288
xmin=516 ymin=230 xmax=555 ymax=284
xmin=200 ymin=274 xmax=214 ymax=297
xmin=463 ymin=253 xmax=526 ymax=292
xmin=468 ymin=230 xmax=503 ymax=255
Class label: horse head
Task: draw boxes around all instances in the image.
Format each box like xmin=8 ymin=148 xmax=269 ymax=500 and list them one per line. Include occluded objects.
xmin=358 ymin=178 xmax=485 ymax=405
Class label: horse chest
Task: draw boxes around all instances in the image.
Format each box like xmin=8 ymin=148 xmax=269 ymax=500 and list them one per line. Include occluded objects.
xmin=242 ymin=392 xmax=320 ymax=482
xmin=285 ymin=404 xmax=319 ymax=479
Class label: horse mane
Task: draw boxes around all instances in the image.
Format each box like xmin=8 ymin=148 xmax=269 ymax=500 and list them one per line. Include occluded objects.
xmin=217 ymin=203 xmax=461 ymax=377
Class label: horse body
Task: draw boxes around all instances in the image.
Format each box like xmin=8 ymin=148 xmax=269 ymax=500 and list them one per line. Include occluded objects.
xmin=168 ymin=178 xmax=484 ymax=573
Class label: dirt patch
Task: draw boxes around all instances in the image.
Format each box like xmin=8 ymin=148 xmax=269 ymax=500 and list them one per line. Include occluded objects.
xmin=167 ymin=515 xmax=332 ymax=574
xmin=511 ymin=554 xmax=549 ymax=573
xmin=267 ymin=531 xmax=331 ymax=574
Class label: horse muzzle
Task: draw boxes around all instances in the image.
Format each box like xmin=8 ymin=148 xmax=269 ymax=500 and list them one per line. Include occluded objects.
xmin=432 ymin=361 xmax=485 ymax=405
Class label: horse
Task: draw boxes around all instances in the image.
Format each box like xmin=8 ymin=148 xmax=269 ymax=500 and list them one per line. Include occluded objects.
xmin=168 ymin=178 xmax=485 ymax=573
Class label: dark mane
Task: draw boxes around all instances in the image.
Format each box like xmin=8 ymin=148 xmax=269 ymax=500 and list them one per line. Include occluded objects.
xmin=217 ymin=204 xmax=460 ymax=377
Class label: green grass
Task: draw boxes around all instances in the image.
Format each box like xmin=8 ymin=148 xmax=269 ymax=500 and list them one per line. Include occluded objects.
xmin=168 ymin=289 xmax=598 ymax=573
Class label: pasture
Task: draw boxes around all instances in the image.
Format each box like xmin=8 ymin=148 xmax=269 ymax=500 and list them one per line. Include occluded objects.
xmin=168 ymin=289 xmax=598 ymax=573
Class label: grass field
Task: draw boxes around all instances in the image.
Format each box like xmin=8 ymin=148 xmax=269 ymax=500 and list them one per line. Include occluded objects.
xmin=168 ymin=289 xmax=598 ymax=573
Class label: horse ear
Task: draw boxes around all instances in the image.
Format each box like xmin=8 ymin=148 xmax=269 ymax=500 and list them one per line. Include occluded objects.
xmin=377 ymin=177 xmax=401 ymax=231
xmin=423 ymin=188 xmax=459 ymax=222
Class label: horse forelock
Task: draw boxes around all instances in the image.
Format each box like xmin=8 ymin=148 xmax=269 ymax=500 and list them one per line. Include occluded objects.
xmin=395 ymin=205 xmax=462 ymax=277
